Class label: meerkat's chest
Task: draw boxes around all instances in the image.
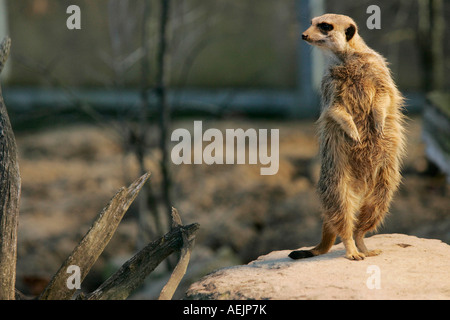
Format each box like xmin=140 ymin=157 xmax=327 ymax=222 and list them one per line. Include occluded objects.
xmin=321 ymin=64 xmax=375 ymax=115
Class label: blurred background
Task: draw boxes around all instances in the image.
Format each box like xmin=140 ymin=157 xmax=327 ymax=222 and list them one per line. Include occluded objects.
xmin=0 ymin=0 xmax=448 ymax=299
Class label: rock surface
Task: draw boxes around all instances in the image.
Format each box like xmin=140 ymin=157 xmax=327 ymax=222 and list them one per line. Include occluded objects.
xmin=186 ymin=234 xmax=450 ymax=300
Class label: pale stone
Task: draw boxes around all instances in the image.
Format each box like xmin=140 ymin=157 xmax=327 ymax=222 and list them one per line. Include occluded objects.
xmin=186 ymin=234 xmax=450 ymax=300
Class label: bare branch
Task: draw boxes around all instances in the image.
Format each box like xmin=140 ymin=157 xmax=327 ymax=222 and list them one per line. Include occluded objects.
xmin=39 ymin=173 xmax=151 ymax=300
xmin=159 ymin=208 xmax=195 ymax=300
xmin=158 ymin=235 xmax=193 ymax=300
xmin=171 ymin=207 xmax=183 ymax=228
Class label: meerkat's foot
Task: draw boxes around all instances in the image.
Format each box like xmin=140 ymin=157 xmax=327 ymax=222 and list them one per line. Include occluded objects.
xmin=364 ymin=249 xmax=382 ymax=257
xmin=345 ymin=250 xmax=365 ymax=261
xmin=342 ymin=238 xmax=365 ymax=261
xmin=355 ymin=235 xmax=382 ymax=257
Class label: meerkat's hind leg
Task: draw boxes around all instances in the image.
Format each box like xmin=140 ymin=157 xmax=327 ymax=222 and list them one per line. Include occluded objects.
xmin=353 ymin=205 xmax=385 ymax=257
xmin=334 ymin=194 xmax=366 ymax=261
xmin=355 ymin=232 xmax=382 ymax=257
xmin=351 ymin=212 xmax=382 ymax=258
xmin=354 ymin=166 xmax=398 ymax=257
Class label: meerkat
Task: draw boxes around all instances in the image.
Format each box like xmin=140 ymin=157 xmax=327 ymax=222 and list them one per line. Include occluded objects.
xmin=289 ymin=14 xmax=406 ymax=261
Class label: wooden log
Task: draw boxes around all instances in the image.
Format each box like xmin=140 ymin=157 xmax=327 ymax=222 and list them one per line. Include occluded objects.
xmin=0 ymin=36 xmax=21 ymax=300
xmin=39 ymin=173 xmax=150 ymax=300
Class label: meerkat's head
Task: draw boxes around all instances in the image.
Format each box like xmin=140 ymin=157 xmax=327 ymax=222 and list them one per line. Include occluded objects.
xmin=302 ymin=14 xmax=362 ymax=57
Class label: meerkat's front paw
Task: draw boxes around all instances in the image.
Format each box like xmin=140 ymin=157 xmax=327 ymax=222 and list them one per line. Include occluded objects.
xmin=375 ymin=123 xmax=385 ymax=138
xmin=348 ymin=131 xmax=361 ymax=145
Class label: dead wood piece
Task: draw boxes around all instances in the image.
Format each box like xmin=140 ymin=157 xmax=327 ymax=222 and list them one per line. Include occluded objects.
xmin=158 ymin=209 xmax=195 ymax=300
xmin=80 ymin=221 xmax=199 ymax=300
xmin=39 ymin=173 xmax=150 ymax=300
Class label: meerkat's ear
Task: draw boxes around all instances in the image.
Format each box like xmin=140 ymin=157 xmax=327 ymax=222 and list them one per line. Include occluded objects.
xmin=345 ymin=24 xmax=356 ymax=41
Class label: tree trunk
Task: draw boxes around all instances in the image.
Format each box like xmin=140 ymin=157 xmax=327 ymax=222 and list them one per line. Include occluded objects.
xmin=0 ymin=37 xmax=21 ymax=300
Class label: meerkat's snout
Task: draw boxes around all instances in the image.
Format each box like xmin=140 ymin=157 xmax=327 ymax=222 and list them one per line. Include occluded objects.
xmin=301 ymin=21 xmax=332 ymax=48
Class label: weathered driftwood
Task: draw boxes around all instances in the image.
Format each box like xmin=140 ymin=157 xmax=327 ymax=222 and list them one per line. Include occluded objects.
xmin=39 ymin=173 xmax=151 ymax=300
xmin=0 ymin=36 xmax=21 ymax=301
xmin=37 ymin=166 xmax=199 ymax=301
xmin=79 ymin=216 xmax=199 ymax=300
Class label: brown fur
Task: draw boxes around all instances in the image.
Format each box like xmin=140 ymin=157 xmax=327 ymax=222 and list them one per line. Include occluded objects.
xmin=290 ymin=14 xmax=406 ymax=260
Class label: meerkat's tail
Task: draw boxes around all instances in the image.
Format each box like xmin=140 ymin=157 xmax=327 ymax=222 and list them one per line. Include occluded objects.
xmin=288 ymin=249 xmax=315 ymax=259
xmin=289 ymin=224 xmax=336 ymax=260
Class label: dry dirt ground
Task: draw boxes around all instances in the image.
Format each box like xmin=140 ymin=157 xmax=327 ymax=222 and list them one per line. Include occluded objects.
xmin=14 ymin=116 xmax=449 ymax=297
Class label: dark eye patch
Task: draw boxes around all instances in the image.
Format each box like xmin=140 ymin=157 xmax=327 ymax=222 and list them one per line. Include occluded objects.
xmin=318 ymin=23 xmax=334 ymax=33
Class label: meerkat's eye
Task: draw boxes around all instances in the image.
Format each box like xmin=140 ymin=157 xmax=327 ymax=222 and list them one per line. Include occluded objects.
xmin=318 ymin=23 xmax=334 ymax=32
